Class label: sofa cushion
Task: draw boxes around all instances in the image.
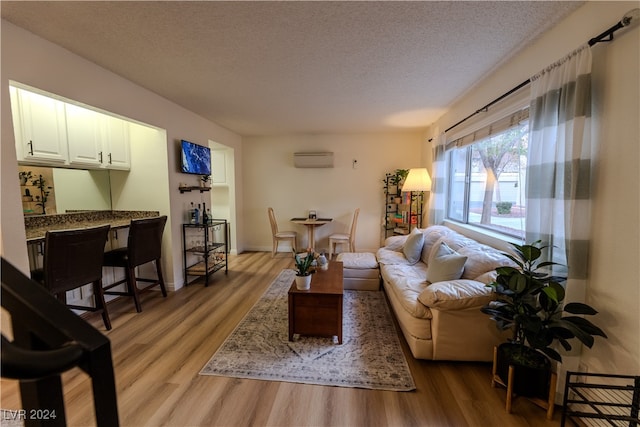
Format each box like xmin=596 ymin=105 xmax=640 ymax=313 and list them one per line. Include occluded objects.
xmin=425 ymin=239 xmax=467 ymax=283
xmin=418 ymin=279 xmax=495 ymax=310
xmin=457 ymin=244 xmax=514 ymax=280
xmin=402 ymin=228 xmax=425 ymax=265
xmin=440 ymin=232 xmax=479 ymax=252
xmin=336 ymin=252 xmax=379 ymax=269
xmin=380 ymin=264 xmax=432 ymax=319
xmin=474 ymin=270 xmax=498 ymax=285
xmin=383 ymin=234 xmax=408 ymax=252
xmin=421 ymin=226 xmax=456 ymax=264
xmin=376 ymin=247 xmax=413 ymax=266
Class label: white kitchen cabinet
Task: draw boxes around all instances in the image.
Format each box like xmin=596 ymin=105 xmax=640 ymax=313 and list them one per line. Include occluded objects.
xmin=11 ymin=86 xmax=131 ymax=171
xmin=67 ymin=107 xmax=131 ymax=170
xmin=13 ymin=87 xmax=69 ymax=165
xmin=66 ymin=103 xmax=103 ymax=167
xmin=101 ymin=115 xmax=130 ymax=170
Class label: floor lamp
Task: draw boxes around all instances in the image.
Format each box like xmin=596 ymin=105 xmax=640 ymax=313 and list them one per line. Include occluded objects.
xmin=401 ymin=168 xmax=432 ymax=229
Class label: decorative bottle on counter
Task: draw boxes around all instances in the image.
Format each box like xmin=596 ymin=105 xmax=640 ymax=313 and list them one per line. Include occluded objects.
xmin=202 ymin=202 xmax=208 ymax=224
xmin=190 ymin=202 xmax=196 ymax=224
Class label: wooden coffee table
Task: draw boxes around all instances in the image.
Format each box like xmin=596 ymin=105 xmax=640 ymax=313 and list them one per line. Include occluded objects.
xmin=288 ymin=261 xmax=343 ymax=344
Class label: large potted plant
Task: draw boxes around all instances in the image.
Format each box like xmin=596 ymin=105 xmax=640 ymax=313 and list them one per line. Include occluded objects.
xmin=481 ymin=241 xmax=607 ymax=398
xmin=292 ymin=249 xmax=315 ymax=290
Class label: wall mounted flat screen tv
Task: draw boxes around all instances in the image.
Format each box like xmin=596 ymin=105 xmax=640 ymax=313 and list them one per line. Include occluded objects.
xmin=181 ymin=140 xmax=211 ymax=175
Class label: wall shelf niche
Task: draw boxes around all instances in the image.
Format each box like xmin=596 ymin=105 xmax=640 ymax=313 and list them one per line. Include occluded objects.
xmin=179 ymin=186 xmax=211 ymax=194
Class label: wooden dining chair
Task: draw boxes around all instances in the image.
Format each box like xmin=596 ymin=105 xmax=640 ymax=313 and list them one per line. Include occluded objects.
xmin=31 ymin=224 xmax=112 ymax=330
xmin=268 ymin=207 xmax=297 ymax=258
xmin=328 ymin=208 xmax=360 ymax=259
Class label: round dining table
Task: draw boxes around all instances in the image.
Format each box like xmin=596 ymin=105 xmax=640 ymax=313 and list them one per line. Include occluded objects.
xmin=290 ymin=217 xmax=332 ymax=250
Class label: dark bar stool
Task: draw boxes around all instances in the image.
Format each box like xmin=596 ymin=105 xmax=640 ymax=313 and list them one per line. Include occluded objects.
xmin=103 ymin=215 xmax=168 ymax=312
xmin=31 ymin=224 xmax=112 ymax=330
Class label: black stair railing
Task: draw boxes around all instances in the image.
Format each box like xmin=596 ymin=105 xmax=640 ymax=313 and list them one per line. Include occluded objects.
xmin=1 ymin=257 xmax=119 ymax=427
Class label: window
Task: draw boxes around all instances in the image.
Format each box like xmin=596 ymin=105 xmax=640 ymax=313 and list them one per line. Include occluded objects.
xmin=446 ymin=113 xmax=528 ymax=239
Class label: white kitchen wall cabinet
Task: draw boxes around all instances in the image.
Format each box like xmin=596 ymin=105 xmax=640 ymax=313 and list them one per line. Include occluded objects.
xmin=60 ymin=104 xmax=131 ymax=170
xmin=11 ymin=85 xmax=131 ymax=171
xmin=13 ymin=87 xmax=69 ymax=165
xmin=66 ymin=103 xmax=103 ymax=167
xmin=101 ymin=116 xmax=130 ymax=170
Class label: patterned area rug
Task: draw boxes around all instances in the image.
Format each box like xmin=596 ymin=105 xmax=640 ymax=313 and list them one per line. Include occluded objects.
xmin=200 ymin=269 xmax=415 ymax=391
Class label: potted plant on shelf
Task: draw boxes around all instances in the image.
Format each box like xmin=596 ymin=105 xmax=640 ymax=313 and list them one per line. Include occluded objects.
xmin=292 ymin=248 xmax=315 ymax=290
xmin=18 ymin=170 xmax=33 ymax=185
xmin=383 ymin=169 xmax=409 ymax=199
xmin=481 ymin=241 xmax=607 ymax=398
xmin=200 ymin=174 xmax=211 ymax=187
xmin=390 ymin=168 xmax=409 ymax=186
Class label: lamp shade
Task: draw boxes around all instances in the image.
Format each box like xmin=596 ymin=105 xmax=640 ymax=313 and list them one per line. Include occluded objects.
xmin=401 ymin=168 xmax=432 ymax=192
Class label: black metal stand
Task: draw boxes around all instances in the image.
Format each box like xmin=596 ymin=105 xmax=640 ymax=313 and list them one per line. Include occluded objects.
xmin=183 ymin=219 xmax=228 ymax=286
xmin=561 ymin=371 xmax=639 ymax=427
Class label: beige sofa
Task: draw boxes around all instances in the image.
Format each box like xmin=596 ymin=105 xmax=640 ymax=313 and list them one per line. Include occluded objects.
xmin=376 ymin=225 xmax=512 ymax=361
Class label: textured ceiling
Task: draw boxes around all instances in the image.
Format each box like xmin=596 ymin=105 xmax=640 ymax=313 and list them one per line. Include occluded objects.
xmin=1 ymin=1 xmax=583 ymax=136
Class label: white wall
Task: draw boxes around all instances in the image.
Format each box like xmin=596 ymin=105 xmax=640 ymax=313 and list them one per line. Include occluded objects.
xmin=109 ymin=123 xmax=175 ymax=287
xmin=243 ymin=132 xmax=424 ymax=255
xmin=209 ymin=144 xmax=236 ymax=253
xmin=430 ymin=2 xmax=640 ymax=376
xmin=585 ymin=6 xmax=639 ymax=375
xmin=1 ymin=20 xmax=243 ymax=290
xmin=53 ymin=169 xmax=111 ymax=212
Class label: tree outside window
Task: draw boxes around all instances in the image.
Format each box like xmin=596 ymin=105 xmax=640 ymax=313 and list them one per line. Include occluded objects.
xmin=447 ymin=121 xmax=528 ymax=238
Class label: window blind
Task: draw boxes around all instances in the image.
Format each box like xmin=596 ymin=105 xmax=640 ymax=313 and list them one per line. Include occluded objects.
xmin=446 ymin=107 xmax=529 ymax=150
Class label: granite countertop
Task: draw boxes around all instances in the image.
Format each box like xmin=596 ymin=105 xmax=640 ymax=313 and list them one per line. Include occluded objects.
xmin=25 ymin=210 xmax=161 ymax=242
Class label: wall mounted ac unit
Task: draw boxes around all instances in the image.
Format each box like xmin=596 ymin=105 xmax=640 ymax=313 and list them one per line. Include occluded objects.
xmin=293 ymin=152 xmax=334 ymax=168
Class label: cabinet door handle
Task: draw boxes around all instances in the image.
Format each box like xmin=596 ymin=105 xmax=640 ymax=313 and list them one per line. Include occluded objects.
xmin=108 ymin=153 xmax=112 ymax=164
xmin=28 ymin=140 xmax=34 ymax=156
xmin=99 ymin=151 xmax=103 ymax=163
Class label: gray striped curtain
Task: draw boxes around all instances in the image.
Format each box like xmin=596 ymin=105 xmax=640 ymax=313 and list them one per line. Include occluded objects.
xmin=526 ymin=44 xmax=593 ymax=386
xmin=428 ymin=133 xmax=447 ymax=226
xmin=526 ymin=44 xmax=593 ymax=286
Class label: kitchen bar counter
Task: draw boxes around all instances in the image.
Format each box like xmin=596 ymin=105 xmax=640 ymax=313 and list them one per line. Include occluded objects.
xmin=25 ymin=210 xmax=160 ymax=242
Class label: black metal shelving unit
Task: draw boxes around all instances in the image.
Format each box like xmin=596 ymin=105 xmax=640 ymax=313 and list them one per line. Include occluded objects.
xmin=561 ymin=371 xmax=640 ymax=427
xmin=383 ymin=173 xmax=403 ymax=238
xmin=182 ymin=219 xmax=228 ymax=287
xmin=383 ymin=172 xmax=420 ymax=238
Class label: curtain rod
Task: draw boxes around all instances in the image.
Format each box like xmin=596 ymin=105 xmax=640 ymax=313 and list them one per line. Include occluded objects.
xmin=444 ymin=8 xmax=639 ymax=134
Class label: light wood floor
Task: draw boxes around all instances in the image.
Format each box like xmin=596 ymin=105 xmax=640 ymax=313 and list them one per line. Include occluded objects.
xmin=1 ymin=252 xmax=564 ymax=426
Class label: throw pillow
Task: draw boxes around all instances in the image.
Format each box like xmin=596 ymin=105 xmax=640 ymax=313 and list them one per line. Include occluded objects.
xmin=425 ymin=239 xmax=467 ymax=283
xmin=402 ymin=228 xmax=425 ymax=265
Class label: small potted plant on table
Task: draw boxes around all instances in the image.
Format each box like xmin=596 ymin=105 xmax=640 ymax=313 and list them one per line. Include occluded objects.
xmin=481 ymin=241 xmax=607 ymax=412
xmin=292 ymin=248 xmax=315 ymax=290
